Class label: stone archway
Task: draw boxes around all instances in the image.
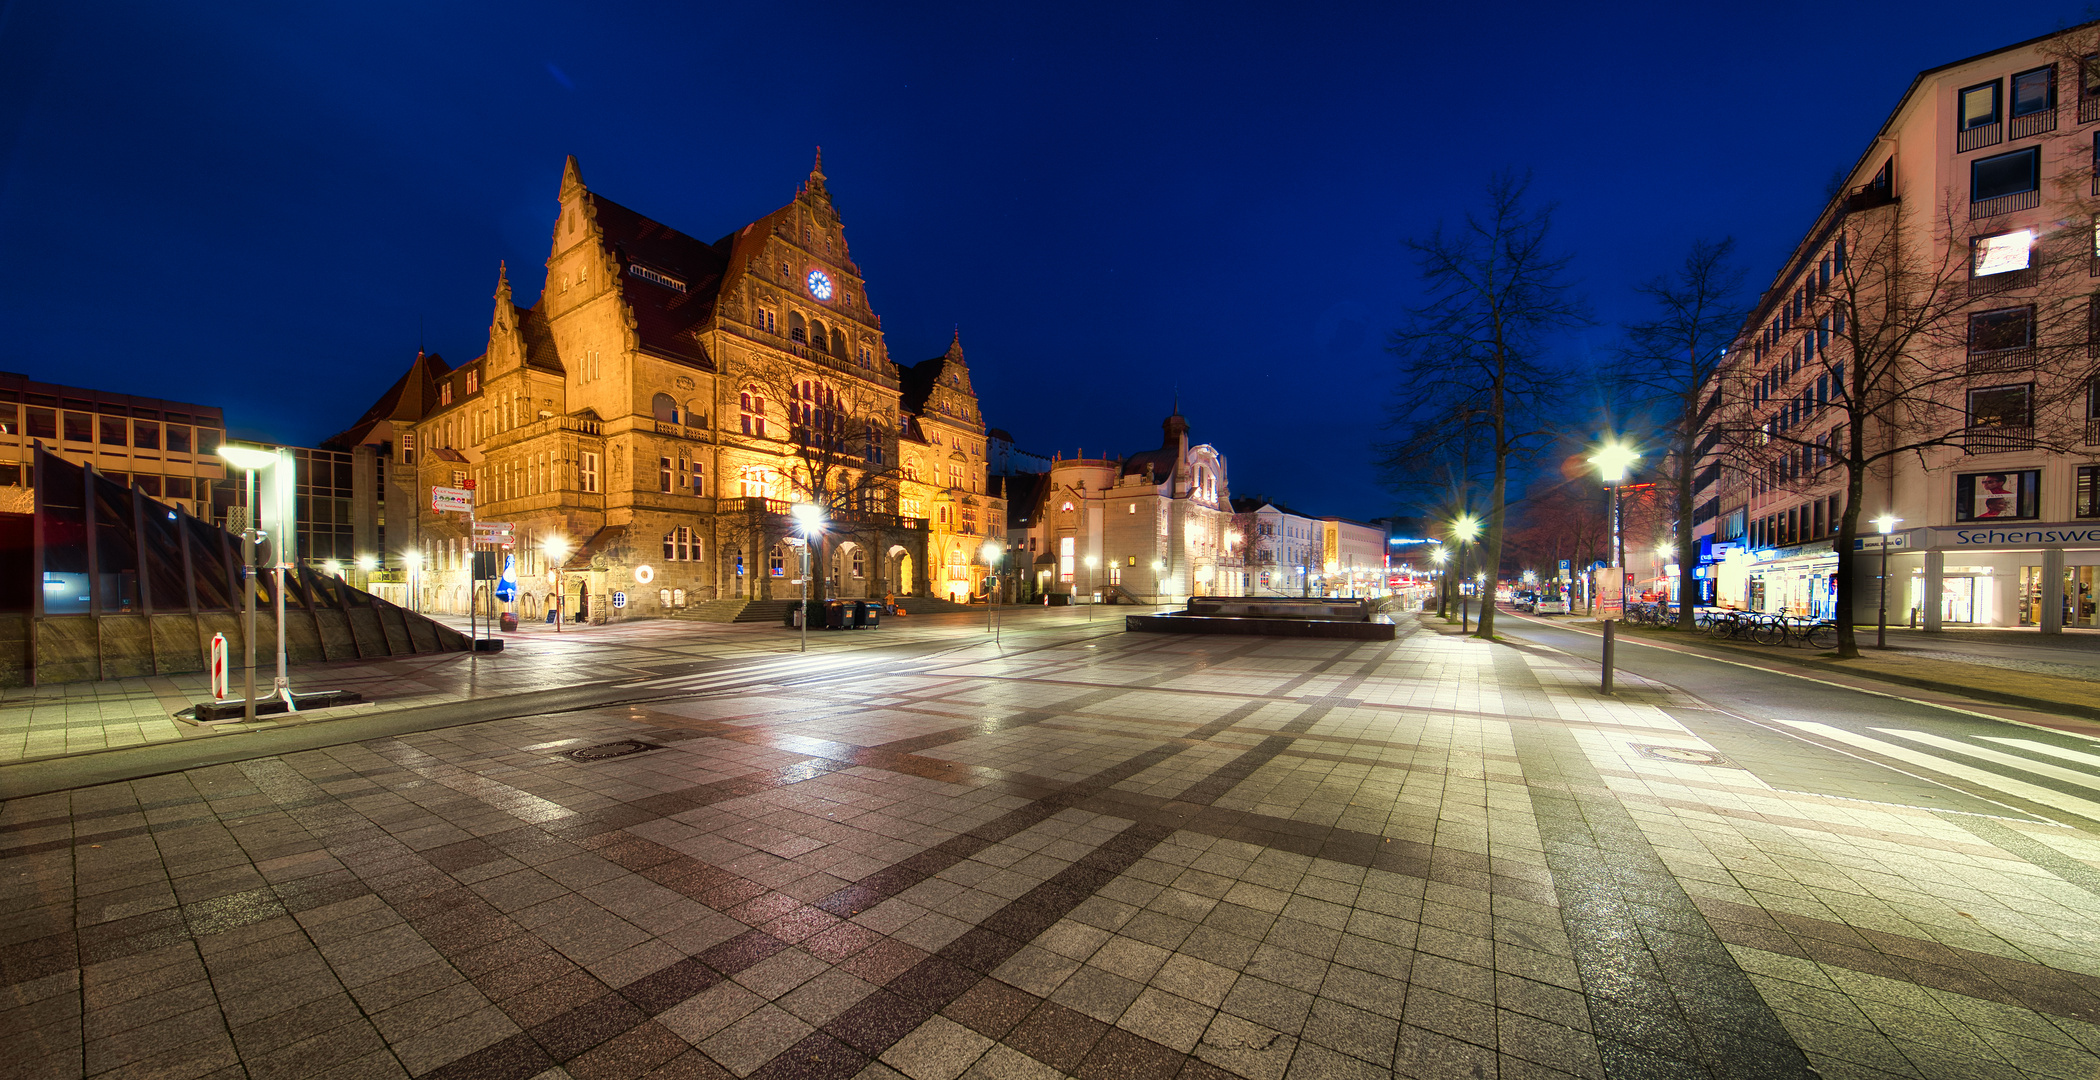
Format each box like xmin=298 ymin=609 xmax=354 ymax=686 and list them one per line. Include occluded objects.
xmin=887 ymin=546 xmax=914 ymax=599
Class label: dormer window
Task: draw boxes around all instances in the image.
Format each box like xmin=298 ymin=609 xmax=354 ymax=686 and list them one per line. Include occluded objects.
xmin=630 ymin=265 xmax=686 ymax=293
xmin=465 ymin=371 xmax=479 ymax=394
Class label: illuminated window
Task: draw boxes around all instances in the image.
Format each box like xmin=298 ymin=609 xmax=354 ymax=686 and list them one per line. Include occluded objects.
xmin=579 ymin=452 xmax=599 ymax=493
xmin=740 ymin=391 xmax=766 ymax=437
xmin=1972 ymin=230 xmax=2034 ymax=277
xmin=1059 ymin=537 xmax=1074 ymax=584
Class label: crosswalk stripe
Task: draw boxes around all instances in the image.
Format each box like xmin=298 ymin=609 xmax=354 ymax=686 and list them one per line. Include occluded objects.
xmin=1870 ymin=728 xmax=2100 ymax=792
xmin=1779 ymin=721 xmax=2100 ymax=822
xmin=1976 ymin=736 xmax=2100 ymax=772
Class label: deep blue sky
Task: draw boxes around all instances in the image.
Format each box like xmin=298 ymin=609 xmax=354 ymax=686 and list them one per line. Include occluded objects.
xmin=0 ymin=1 xmax=2087 ymax=520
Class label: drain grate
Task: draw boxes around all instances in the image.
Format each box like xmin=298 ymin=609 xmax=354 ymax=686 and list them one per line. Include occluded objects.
xmin=1629 ymin=743 xmax=1741 ymax=769
xmin=565 ymin=740 xmax=664 ymax=763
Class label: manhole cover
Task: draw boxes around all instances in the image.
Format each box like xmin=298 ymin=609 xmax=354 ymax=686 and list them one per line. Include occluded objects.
xmin=1630 ymin=743 xmax=1740 ymax=768
xmin=565 ymin=740 xmax=664 ymax=763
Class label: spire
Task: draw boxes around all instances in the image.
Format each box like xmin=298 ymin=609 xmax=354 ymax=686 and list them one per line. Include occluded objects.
xmin=1172 ymin=385 xmax=1180 ymax=417
xmin=495 ymin=261 xmax=511 ymax=304
xmin=806 ymin=146 xmax=828 ymax=199
xmin=560 ymin=155 xmax=585 ymax=195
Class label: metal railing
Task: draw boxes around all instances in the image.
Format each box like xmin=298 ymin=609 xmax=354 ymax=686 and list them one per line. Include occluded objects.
xmin=1965 ymin=347 xmax=2035 ymax=375
xmin=1957 ymin=122 xmax=2003 ymax=153
xmin=1963 ymin=425 xmax=2035 ymax=453
xmin=2085 ymin=417 xmax=2100 ymax=447
xmin=2084 ymin=94 xmax=2100 ymax=124
xmin=2009 ymin=108 xmax=2057 ymax=141
xmin=1971 ymin=188 xmax=2041 ymax=220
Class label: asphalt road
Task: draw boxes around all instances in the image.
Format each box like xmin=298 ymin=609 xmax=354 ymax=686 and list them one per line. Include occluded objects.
xmin=1493 ymin=611 xmax=2100 ymax=834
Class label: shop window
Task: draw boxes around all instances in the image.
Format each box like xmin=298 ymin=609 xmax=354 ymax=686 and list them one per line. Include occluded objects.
xmin=1954 ymin=468 xmax=2040 ymax=521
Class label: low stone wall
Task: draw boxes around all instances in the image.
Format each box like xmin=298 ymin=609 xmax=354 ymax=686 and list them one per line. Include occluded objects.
xmin=1123 ymin=612 xmax=1396 ymax=640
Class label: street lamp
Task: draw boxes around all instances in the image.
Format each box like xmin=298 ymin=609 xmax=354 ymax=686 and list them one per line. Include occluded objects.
xmin=792 ymin=503 xmax=823 ymax=652
xmin=1589 ymin=439 xmax=1639 ymax=693
xmin=1450 ymin=514 xmax=1480 ymax=631
xmin=540 ymin=535 xmax=571 ymax=633
xmin=982 ymin=540 xmax=1004 ymax=641
xmin=1083 ymin=555 xmax=1098 ymax=620
xmin=1431 ymin=546 xmax=1450 ymax=617
xmin=1874 ymin=513 xmax=1901 ymax=649
xmin=218 ymin=444 xmax=281 ymax=721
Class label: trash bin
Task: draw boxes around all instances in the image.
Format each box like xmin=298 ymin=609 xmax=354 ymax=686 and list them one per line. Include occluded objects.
xmin=500 ymin=612 xmax=519 ymax=632
xmin=864 ymin=607 xmax=880 ymax=629
xmin=826 ymin=602 xmax=848 ymax=630
xmin=790 ymin=604 xmax=804 ymax=628
xmin=852 ymin=601 xmax=869 ymax=629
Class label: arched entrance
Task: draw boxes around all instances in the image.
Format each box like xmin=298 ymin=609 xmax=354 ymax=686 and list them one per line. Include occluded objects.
xmin=888 ymin=546 xmax=913 ymax=598
xmin=831 ymin=542 xmax=868 ymax=598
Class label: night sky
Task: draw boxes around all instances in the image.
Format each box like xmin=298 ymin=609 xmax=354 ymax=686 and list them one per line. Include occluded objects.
xmin=0 ymin=1 xmax=2087 ymax=521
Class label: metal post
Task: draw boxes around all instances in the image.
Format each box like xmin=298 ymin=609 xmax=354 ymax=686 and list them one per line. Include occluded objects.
xmin=242 ymin=467 xmax=257 ymax=723
xmin=1601 ymin=619 xmax=1616 ymax=694
xmin=1876 ymin=539 xmax=1889 ymax=650
xmin=273 ymin=564 xmax=290 ymax=708
xmin=800 ymin=536 xmax=809 ymax=653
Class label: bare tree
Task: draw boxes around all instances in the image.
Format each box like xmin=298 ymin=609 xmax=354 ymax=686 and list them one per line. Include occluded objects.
xmin=1378 ymin=172 xmax=1591 ymax=639
xmin=1712 ymin=193 xmax=2089 ymax=657
xmin=1615 ymin=238 xmax=1747 ymax=629
xmin=733 ymin=352 xmax=903 ymax=603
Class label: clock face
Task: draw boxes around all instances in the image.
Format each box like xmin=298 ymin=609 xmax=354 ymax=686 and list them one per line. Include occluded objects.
xmin=805 ymin=269 xmax=834 ymax=301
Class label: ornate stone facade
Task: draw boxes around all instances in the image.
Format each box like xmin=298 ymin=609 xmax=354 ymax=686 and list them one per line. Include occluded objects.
xmin=333 ymin=155 xmax=985 ymax=620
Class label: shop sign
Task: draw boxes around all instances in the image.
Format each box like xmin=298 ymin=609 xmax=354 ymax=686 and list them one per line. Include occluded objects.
xmin=1932 ymin=524 xmax=2100 ymax=548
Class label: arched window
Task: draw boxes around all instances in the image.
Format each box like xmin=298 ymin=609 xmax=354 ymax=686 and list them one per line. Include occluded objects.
xmin=857 ymin=343 xmax=872 ymax=366
xmin=851 ymin=548 xmax=865 ymax=578
xmin=658 ymin=588 xmax=672 ymax=608
xmin=808 ymin=319 xmax=828 ymax=352
xmin=651 ymin=393 xmax=678 ymax=424
xmin=831 ymin=328 xmax=848 ymax=358
xmin=788 ymin=312 xmax=807 ymax=344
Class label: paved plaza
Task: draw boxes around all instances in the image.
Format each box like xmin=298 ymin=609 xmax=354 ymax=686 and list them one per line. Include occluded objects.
xmin=5 ymin=614 xmax=2100 ymax=1079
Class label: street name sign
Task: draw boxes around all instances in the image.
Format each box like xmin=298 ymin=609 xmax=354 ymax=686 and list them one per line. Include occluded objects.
xmin=431 ymin=486 xmax=474 ymax=513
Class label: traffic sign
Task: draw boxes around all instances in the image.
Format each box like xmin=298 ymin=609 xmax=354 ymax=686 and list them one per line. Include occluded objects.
xmin=431 ymin=486 xmax=473 ymax=513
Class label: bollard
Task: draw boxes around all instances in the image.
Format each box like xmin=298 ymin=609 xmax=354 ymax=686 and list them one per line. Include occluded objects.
xmin=1601 ymin=618 xmax=1615 ymax=695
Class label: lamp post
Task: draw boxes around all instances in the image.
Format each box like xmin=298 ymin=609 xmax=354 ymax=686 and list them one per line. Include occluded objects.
xmin=792 ymin=503 xmax=823 ymax=652
xmin=1450 ymin=514 xmax=1480 ymax=632
xmin=1084 ymin=555 xmax=1098 ymax=619
xmin=1874 ymin=514 xmax=1900 ymax=649
xmin=218 ymin=445 xmax=279 ymax=720
xmin=1431 ymin=546 xmax=1449 ymax=617
xmin=402 ymin=549 xmax=422 ymax=614
xmin=1589 ymin=440 xmax=1639 ymax=693
xmin=982 ymin=540 xmax=1004 ymax=641
xmin=540 ymin=536 xmax=570 ymax=633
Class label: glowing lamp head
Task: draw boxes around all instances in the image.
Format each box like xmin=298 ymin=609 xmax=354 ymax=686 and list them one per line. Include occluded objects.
xmin=1450 ymin=514 xmax=1481 ymax=543
xmin=1083 ymin=555 xmax=1098 ymax=568
xmin=1590 ymin=440 xmax=1639 ymax=483
xmin=323 ymin=560 xmax=342 ymax=576
xmin=1431 ymin=548 xmax=1449 ymax=565
xmin=402 ymin=550 xmax=422 ymax=569
xmin=791 ymin=502 xmax=824 ymax=529
xmin=981 ymin=540 xmax=1002 ymax=564
xmin=540 ymin=535 xmax=571 ymax=564
xmin=1874 ymin=514 xmax=1900 ymax=535
xmin=217 ymin=445 xmax=277 ymax=470
xmin=355 ymin=554 xmax=377 ymax=572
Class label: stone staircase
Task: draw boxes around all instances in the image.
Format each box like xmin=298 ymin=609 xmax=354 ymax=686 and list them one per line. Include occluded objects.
xmin=672 ymin=598 xmax=751 ymax=623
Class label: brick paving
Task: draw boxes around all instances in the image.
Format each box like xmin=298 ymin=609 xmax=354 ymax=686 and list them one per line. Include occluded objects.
xmin=4 ymin=616 xmax=2099 ymax=1078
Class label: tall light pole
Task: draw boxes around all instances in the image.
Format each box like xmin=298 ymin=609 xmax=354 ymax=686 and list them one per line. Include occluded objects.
xmin=1450 ymin=514 xmax=1480 ymax=632
xmin=792 ymin=503 xmax=823 ymax=652
xmin=1589 ymin=440 xmax=1639 ymax=693
xmin=541 ymin=535 xmax=570 ymax=633
xmin=218 ymin=446 xmax=276 ymax=721
xmin=983 ymin=540 xmax=1004 ymax=641
xmin=1084 ymin=555 xmax=1098 ymax=620
xmin=1431 ymin=546 xmax=1449 ymax=617
xmin=1874 ymin=514 xmax=1900 ymax=649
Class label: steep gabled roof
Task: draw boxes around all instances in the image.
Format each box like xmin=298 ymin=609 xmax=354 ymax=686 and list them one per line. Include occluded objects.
xmin=326 ymin=351 xmax=452 ymax=449
xmin=589 ymin=194 xmax=727 ymax=369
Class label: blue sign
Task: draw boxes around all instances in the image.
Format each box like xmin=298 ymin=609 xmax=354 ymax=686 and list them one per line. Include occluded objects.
xmin=493 ymin=554 xmax=518 ymax=602
xmin=611 ymin=591 xmax=628 ymax=609
xmin=1557 ymin=559 xmax=1570 ymax=571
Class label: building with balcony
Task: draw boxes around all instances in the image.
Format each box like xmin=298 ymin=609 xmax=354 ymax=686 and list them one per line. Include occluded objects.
xmin=899 ymin=336 xmax=1005 ymax=603
xmin=1696 ymin=23 xmax=2100 ymax=630
xmin=331 ymin=154 xmax=954 ymax=621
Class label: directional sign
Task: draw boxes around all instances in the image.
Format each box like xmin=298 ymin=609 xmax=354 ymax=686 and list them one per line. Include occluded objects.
xmin=431 ymin=486 xmax=473 ymax=513
xmin=473 ymin=521 xmax=515 ymax=544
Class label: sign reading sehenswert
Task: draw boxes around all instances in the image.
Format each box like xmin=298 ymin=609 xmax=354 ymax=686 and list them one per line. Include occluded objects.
xmin=1932 ymin=525 xmax=2100 ymax=547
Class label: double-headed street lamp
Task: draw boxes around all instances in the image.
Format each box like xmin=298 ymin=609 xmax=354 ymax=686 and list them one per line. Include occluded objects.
xmin=218 ymin=445 xmax=283 ymax=722
xmin=1589 ymin=439 xmax=1640 ymax=693
xmin=792 ymin=503 xmax=824 ymax=652
xmin=1874 ymin=513 xmax=1901 ymax=649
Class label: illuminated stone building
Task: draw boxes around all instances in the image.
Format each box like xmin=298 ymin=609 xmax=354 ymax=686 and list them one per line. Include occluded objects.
xmin=899 ymin=335 xmax=1004 ymax=602
xmin=1004 ymin=409 xmax=1237 ymax=603
xmin=335 ymin=155 xmax=957 ymax=621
